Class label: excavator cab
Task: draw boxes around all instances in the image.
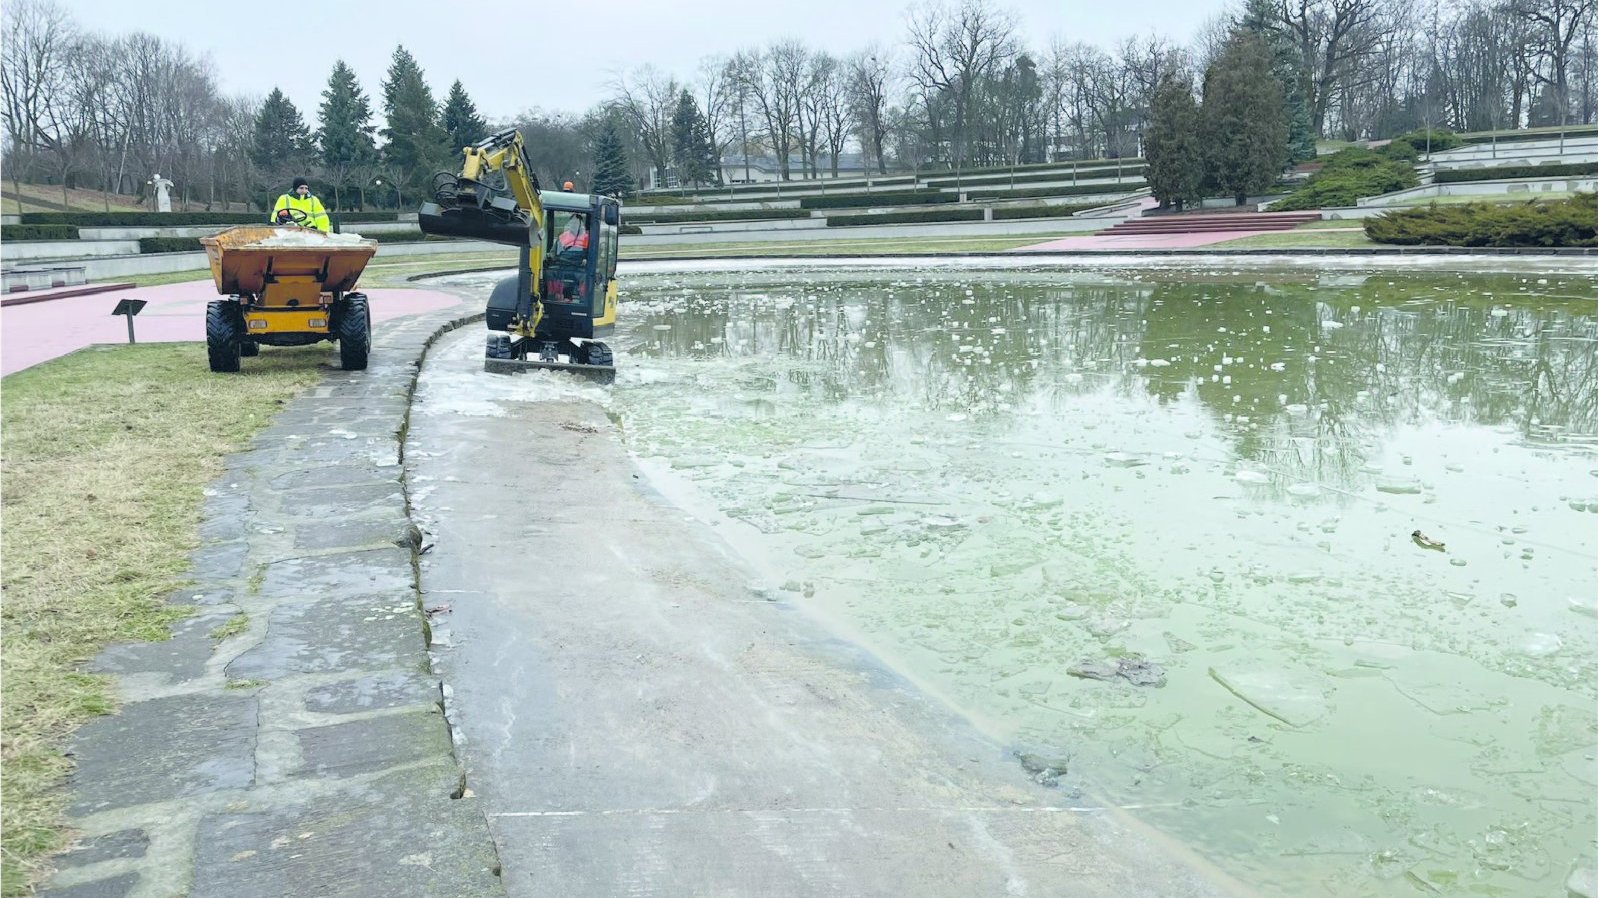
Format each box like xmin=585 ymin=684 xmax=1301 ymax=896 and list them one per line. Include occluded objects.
xmin=481 ymin=190 xmax=620 ymax=375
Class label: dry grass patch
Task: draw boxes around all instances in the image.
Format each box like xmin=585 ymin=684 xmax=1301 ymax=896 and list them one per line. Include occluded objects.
xmin=0 ymin=343 xmax=322 ymax=894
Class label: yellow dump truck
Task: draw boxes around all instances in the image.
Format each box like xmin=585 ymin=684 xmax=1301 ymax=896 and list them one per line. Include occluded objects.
xmin=198 ymin=225 xmax=378 ymax=372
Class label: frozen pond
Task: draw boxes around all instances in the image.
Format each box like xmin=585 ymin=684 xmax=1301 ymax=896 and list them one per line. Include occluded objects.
xmin=431 ymin=263 xmax=1597 ymax=896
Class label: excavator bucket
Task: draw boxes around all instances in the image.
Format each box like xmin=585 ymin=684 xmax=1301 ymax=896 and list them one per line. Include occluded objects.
xmin=418 ymin=200 xmax=534 ymax=247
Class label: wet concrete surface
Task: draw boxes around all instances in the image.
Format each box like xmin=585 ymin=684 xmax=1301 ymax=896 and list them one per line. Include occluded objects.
xmin=408 ymin=327 xmax=1245 ymax=897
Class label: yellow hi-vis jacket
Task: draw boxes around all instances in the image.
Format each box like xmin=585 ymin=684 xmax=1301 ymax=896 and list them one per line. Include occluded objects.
xmin=271 ymin=192 xmax=331 ymax=233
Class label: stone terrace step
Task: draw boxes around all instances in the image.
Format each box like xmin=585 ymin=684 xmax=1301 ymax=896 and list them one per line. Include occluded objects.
xmin=1108 ymin=212 xmax=1319 ymax=234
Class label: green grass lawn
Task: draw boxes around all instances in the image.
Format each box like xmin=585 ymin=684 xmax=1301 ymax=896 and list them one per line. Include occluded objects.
xmin=1291 ymin=218 xmax=1367 ymax=229
xmin=0 ymin=345 xmax=324 ymax=894
xmin=1211 ymin=230 xmax=1379 ymax=249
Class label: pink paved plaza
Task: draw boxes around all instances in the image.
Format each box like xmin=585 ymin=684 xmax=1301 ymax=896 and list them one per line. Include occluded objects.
xmin=0 ymin=279 xmax=465 ymax=376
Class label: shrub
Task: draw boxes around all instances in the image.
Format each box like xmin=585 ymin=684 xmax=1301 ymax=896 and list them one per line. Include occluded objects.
xmin=991 ymin=204 xmax=1094 ymax=220
xmin=619 ymin=223 xmax=642 ymax=235
xmin=826 ymin=208 xmax=985 ymax=226
xmin=628 ymin=209 xmax=809 ymax=223
xmin=799 ymin=190 xmax=954 ymax=210
xmin=1363 ymin=193 xmax=1598 ymax=247
xmin=1434 ymin=162 xmax=1598 ymax=183
xmin=1272 ymin=147 xmax=1418 ymax=210
xmin=4 ymin=224 xmax=79 ymax=240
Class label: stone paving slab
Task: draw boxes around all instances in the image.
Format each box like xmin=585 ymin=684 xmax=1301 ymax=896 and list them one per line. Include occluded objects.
xmin=42 ymin=306 xmax=504 ymax=897
xmin=66 ymin=693 xmax=257 ymax=816
xmin=190 ymin=763 xmax=500 ymax=898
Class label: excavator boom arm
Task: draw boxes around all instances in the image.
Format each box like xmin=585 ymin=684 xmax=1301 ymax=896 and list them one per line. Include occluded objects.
xmin=419 ymin=128 xmax=547 ymax=333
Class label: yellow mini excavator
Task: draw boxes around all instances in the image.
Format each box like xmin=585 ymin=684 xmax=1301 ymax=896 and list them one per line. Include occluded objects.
xmin=418 ymin=127 xmax=621 ymax=381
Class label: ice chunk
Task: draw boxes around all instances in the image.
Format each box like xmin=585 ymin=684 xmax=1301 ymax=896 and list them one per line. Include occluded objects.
xmin=249 ymin=229 xmax=369 ymax=247
xmin=1209 ymin=665 xmax=1331 ymax=727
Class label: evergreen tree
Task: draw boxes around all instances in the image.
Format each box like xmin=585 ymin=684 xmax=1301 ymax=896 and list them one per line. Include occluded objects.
xmin=590 ymin=118 xmax=635 ymax=197
xmin=1144 ymin=73 xmax=1203 ymax=211
xmin=670 ymin=91 xmax=716 ymax=187
xmin=1201 ymin=33 xmax=1288 ymax=206
xmin=1237 ymin=0 xmax=1316 ymax=162
xmin=252 ymin=87 xmax=311 ymax=175
xmin=441 ymin=80 xmax=488 ymax=154
xmin=380 ymin=45 xmax=449 ymax=200
xmin=317 ymin=61 xmax=377 ymax=209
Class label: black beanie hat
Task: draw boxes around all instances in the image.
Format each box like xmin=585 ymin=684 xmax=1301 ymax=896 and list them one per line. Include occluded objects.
xmin=292 ymin=177 xmax=309 ymax=189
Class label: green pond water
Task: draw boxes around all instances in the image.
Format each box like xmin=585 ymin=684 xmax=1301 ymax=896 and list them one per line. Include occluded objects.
xmin=447 ymin=263 xmax=1598 ymax=896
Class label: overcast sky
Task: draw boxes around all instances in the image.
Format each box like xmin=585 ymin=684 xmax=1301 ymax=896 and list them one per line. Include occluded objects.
xmin=55 ymin=0 xmax=1225 ymax=125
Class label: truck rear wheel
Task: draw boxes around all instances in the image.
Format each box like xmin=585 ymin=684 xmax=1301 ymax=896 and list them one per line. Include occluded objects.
xmin=337 ymin=293 xmax=370 ymax=371
xmin=206 ymin=301 xmax=242 ymax=372
xmin=240 ymin=340 xmax=259 ymax=357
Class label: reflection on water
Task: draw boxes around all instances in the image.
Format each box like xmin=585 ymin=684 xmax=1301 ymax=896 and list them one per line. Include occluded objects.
xmin=612 ymin=267 xmax=1598 ymax=897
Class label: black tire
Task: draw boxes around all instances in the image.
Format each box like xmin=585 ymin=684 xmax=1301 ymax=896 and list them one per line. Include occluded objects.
xmin=486 ymin=334 xmax=512 ymax=359
xmin=206 ymin=301 xmax=242 ymax=372
xmin=239 ymin=340 xmax=259 ymax=357
xmin=337 ymin=294 xmax=370 ymax=370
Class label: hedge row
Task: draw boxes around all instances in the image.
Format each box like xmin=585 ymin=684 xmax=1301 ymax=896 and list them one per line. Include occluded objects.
xmin=629 ymin=209 xmax=809 ymax=224
xmin=826 ymin=208 xmax=985 ymax=227
xmin=799 ymin=190 xmax=954 ymax=209
xmin=138 ymin=237 xmax=207 ymax=253
xmin=1363 ymin=194 xmax=1598 ymax=247
xmin=21 ymin=211 xmax=402 ymax=226
xmin=991 ymin=204 xmax=1094 ymax=220
xmin=925 ymin=165 xmax=1145 ymax=189
xmin=4 ymin=224 xmax=80 ymax=240
xmin=965 ymin=181 xmax=1147 ymax=200
xmin=1434 ymin=161 xmax=1598 ymax=183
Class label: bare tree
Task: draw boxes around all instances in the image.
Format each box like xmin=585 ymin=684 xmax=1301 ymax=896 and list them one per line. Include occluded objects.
xmin=847 ymin=47 xmax=895 ymax=173
xmin=2 ymin=0 xmax=73 ymax=204
xmin=1273 ymin=0 xmax=1391 ymax=135
xmin=1512 ymin=0 xmax=1598 ymax=124
xmin=905 ymin=0 xmax=1018 ymax=165
xmin=695 ymin=55 xmax=734 ymax=162
xmin=729 ymin=42 xmax=806 ymax=180
xmin=814 ymin=55 xmax=852 ymax=176
xmin=612 ymin=66 xmax=680 ymax=187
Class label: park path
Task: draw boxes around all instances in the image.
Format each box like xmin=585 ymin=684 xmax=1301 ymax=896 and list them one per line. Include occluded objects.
xmin=0 ymin=278 xmax=460 ymax=376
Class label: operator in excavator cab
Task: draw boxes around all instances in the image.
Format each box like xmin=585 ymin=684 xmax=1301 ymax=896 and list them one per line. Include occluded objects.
xmin=272 ymin=177 xmax=331 ymax=233
xmin=555 ymin=213 xmax=589 ymax=261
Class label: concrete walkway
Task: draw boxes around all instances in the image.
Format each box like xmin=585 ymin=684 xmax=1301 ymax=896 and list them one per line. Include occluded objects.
xmin=405 ymin=323 xmax=1246 ymax=898
xmin=41 ymin=301 xmax=506 ymax=898
xmin=0 ymin=279 xmax=461 ymax=376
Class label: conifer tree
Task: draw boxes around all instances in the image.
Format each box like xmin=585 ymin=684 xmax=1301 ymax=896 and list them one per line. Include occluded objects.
xmin=1201 ymin=33 xmax=1288 ymax=206
xmin=441 ymin=80 xmax=488 ymax=154
xmin=317 ymin=61 xmax=376 ymax=209
xmin=1144 ymin=73 xmax=1203 ymax=211
xmin=380 ymin=45 xmax=449 ymax=199
xmin=252 ymin=87 xmax=311 ymax=174
xmin=591 ymin=118 xmax=635 ymax=197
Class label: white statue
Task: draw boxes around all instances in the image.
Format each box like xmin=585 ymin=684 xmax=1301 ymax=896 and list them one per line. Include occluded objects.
xmin=149 ymin=174 xmax=173 ymax=212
